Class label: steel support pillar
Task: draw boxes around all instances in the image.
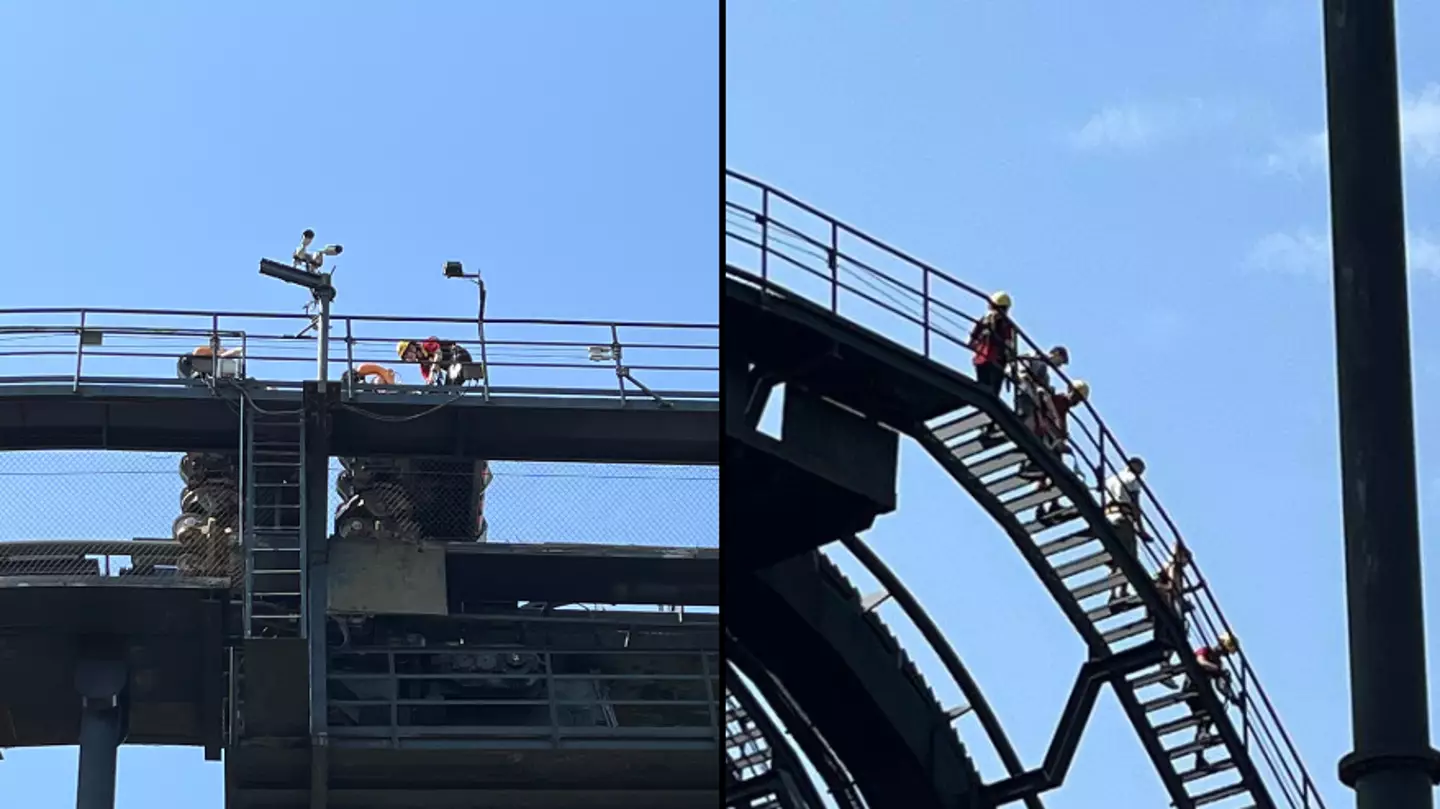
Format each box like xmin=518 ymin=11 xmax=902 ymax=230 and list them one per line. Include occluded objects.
xmin=74 ymin=655 xmax=128 ymax=809
xmin=1322 ymin=2 xmax=1440 ymax=804
xmin=301 ymin=381 xmax=336 ymax=809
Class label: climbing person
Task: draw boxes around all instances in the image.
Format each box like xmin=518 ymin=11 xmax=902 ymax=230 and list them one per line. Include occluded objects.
xmin=397 ymin=337 xmax=475 ymax=386
xmin=1185 ymin=633 xmax=1240 ymax=771
xmin=1154 ymin=543 xmax=1193 ymax=621
xmin=1022 ymin=378 xmax=1087 ymax=478
xmin=969 ymin=291 xmax=1016 ymax=441
xmin=1103 ymin=456 xmax=1148 ymax=601
xmin=1030 ymin=380 xmax=1090 ymax=526
xmin=1015 ymin=345 xmax=1069 ymax=434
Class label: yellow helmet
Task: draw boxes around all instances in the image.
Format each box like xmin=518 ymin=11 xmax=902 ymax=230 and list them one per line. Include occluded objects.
xmin=1218 ymin=632 xmax=1239 ymax=653
xmin=1071 ymin=379 xmax=1090 ymax=399
xmin=989 ymin=291 xmax=1012 ymax=309
xmin=396 ymin=340 xmax=412 ymax=358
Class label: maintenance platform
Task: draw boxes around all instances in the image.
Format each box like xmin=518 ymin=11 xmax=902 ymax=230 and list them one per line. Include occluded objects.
xmin=0 ymin=303 xmax=719 ymax=809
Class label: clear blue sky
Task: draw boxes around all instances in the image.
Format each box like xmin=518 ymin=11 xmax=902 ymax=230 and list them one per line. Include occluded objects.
xmin=729 ymin=2 xmax=1439 ymax=807
xmin=0 ymin=3 xmax=716 ymax=806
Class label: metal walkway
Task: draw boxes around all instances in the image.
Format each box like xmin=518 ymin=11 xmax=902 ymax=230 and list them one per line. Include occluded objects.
xmin=725 ymin=170 xmax=1327 ymax=809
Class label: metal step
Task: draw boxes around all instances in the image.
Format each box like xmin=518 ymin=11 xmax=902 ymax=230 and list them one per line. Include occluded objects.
xmin=1071 ymin=573 xmax=1128 ymax=601
xmin=1154 ymin=713 xmax=1208 ymax=736
xmin=1192 ymin=782 xmax=1251 ymax=806
xmin=968 ymin=450 xmax=1027 ymax=478
xmin=1054 ymin=550 xmax=1112 ymax=580
xmin=1004 ymin=487 xmax=1062 ymax=514
xmin=1141 ymin=691 xmax=1195 ymax=713
xmin=1167 ymin=735 xmax=1225 ymax=760
xmin=932 ymin=410 xmax=989 ymax=443
xmin=1024 ymin=508 xmax=1079 ymax=534
xmin=1087 ymin=595 xmax=1144 ymax=623
xmin=1178 ymin=758 xmax=1236 ymax=784
xmin=1129 ymin=664 xmax=1183 ymax=690
xmin=986 ymin=473 xmax=1033 ymax=498
xmin=1100 ymin=618 xmax=1152 ymax=645
xmin=1037 ymin=530 xmax=1094 ymax=556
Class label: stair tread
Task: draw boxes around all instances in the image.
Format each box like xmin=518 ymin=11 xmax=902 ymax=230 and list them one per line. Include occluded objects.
xmin=1178 ymin=758 xmax=1236 ymax=784
xmin=1037 ymin=529 xmax=1095 ymax=556
xmin=1071 ymin=573 xmax=1128 ymax=601
xmin=1054 ymin=549 xmax=1112 ymax=579
xmin=1192 ymin=781 xmax=1251 ymax=806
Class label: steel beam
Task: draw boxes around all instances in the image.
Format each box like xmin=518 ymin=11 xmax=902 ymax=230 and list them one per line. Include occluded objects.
xmin=985 ymin=641 xmax=1166 ymax=805
xmin=74 ymin=655 xmax=128 ymax=809
xmin=1322 ymin=2 xmax=1440 ymax=805
xmin=301 ymin=381 xmax=335 ymax=809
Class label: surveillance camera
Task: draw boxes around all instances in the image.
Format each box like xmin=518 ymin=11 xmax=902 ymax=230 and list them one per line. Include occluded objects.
xmin=301 ymin=229 xmax=315 ymax=245
xmin=321 ymin=244 xmax=343 ymax=256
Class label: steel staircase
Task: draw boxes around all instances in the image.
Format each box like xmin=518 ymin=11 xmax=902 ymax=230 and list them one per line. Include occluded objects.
xmin=725 ymin=168 xmax=1327 ymax=809
xmin=921 ymin=405 xmax=1265 ymax=809
xmin=726 ymin=685 xmax=817 ymax=809
xmin=240 ymin=402 xmax=306 ymax=639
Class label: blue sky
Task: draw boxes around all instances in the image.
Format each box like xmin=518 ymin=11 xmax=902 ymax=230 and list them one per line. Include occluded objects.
xmin=0 ymin=3 xmax=716 ymax=807
xmin=729 ymin=2 xmax=1439 ymax=807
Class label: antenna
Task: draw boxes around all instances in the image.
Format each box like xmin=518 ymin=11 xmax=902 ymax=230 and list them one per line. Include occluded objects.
xmin=259 ymin=229 xmax=342 ymax=381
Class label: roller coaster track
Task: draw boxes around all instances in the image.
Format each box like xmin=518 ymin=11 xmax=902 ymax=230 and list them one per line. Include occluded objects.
xmin=724 ymin=169 xmax=1327 ymax=809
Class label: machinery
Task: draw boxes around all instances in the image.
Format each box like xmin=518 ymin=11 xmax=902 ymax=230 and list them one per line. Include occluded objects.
xmin=172 ymin=452 xmax=240 ymax=577
xmin=334 ymin=456 xmax=491 ymax=544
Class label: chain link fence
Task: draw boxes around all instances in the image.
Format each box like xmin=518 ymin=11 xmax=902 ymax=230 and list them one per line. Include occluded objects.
xmin=0 ymin=451 xmax=718 ymax=582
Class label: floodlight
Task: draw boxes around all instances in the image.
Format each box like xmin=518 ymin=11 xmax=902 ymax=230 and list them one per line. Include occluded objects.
xmin=259 ymin=258 xmax=333 ymax=292
xmin=444 ymin=260 xmax=464 ymax=278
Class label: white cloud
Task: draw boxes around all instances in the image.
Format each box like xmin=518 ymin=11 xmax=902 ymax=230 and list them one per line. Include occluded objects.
xmin=1263 ymin=83 xmax=1440 ymax=174
xmin=1246 ymin=229 xmax=1440 ymax=279
xmin=1245 ymin=230 xmax=1331 ymax=277
xmin=1069 ymin=98 xmax=1218 ymax=151
xmin=1263 ymin=132 xmax=1328 ymax=176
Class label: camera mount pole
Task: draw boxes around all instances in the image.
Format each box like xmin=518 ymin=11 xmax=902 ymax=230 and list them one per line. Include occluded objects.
xmin=313 ymin=280 xmax=335 ymax=383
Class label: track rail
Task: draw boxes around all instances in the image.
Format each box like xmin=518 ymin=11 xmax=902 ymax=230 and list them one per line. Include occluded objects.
xmin=725 ymin=170 xmax=1326 ymax=809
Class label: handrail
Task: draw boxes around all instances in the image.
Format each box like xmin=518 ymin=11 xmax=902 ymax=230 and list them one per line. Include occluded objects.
xmin=725 ymin=169 xmax=1327 ymax=809
xmin=0 ymin=306 xmax=718 ymax=398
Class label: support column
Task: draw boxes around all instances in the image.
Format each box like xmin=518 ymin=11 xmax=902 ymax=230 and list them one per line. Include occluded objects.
xmin=74 ymin=655 xmax=128 ymax=809
xmin=1323 ymin=1 xmax=1440 ymax=805
xmin=301 ymin=381 xmax=336 ymax=809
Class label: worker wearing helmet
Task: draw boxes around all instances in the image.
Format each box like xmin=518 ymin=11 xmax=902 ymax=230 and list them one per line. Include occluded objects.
xmin=1184 ymin=632 xmax=1240 ymax=771
xmin=1102 ymin=455 xmax=1149 ymax=602
xmin=397 ymin=337 xmax=474 ymax=386
xmin=969 ymin=292 xmax=1017 ymax=440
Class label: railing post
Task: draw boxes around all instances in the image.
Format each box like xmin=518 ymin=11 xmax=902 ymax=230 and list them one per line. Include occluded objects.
xmin=344 ymin=319 xmax=355 ymax=400
xmin=828 ymin=221 xmax=839 ymax=312
xmin=73 ymin=310 xmax=87 ymax=392
xmin=610 ymin=324 xmax=626 ymax=404
xmin=1240 ymin=664 xmax=1249 ymax=750
xmin=760 ymin=189 xmax=770 ymax=283
xmin=922 ymin=270 xmax=931 ymax=357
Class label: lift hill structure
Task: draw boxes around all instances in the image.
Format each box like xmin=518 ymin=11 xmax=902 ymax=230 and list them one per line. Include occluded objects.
xmin=0 ymin=294 xmax=719 ymax=809
xmin=724 ymin=170 xmax=1325 ymax=809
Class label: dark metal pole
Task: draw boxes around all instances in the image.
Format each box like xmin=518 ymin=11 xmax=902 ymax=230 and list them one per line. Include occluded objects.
xmin=74 ymin=657 xmax=127 ymax=809
xmin=301 ymin=381 xmax=334 ymax=809
xmin=1323 ymin=2 xmax=1440 ymax=805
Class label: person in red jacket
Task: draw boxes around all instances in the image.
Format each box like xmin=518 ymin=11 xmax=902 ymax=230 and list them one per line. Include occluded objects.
xmin=397 ymin=337 xmax=475 ymax=386
xmin=1184 ymin=632 xmax=1239 ymax=771
xmin=970 ymin=291 xmax=1016 ymax=441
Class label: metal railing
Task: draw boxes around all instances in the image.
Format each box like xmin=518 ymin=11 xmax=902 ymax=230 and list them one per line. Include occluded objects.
xmin=0 ymin=307 xmax=717 ymax=401
xmin=328 ymin=641 xmax=719 ymax=749
xmin=725 ymin=169 xmax=1326 ymax=809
